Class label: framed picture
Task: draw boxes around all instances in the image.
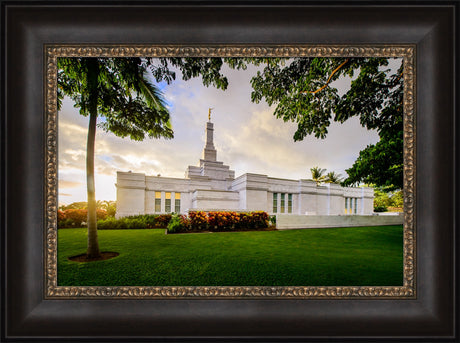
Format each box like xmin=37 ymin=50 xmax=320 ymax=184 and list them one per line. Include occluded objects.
xmin=52 ymin=50 xmax=411 ymax=295
xmin=2 ymin=1 xmax=457 ymax=341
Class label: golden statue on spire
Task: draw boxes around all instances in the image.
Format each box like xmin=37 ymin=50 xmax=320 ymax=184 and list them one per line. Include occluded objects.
xmin=208 ymin=107 xmax=213 ymax=121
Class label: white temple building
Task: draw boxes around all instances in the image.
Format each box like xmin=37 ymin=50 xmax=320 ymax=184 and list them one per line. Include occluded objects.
xmin=115 ymin=114 xmax=374 ymax=218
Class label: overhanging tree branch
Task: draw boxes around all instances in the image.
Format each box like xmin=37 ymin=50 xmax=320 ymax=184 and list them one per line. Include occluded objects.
xmin=301 ymin=59 xmax=350 ymax=95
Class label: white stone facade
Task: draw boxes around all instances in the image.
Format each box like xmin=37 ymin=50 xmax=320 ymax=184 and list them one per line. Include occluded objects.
xmin=116 ymin=119 xmax=374 ymax=218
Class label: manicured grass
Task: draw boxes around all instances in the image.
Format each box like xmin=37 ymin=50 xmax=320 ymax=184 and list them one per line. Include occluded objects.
xmin=58 ymin=226 xmax=403 ymax=286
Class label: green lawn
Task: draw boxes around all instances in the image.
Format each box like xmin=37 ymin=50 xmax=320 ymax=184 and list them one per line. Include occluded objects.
xmin=57 ymin=226 xmax=403 ymax=286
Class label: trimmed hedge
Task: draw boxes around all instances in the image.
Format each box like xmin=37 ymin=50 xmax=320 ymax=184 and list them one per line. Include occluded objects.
xmin=58 ymin=213 xmax=172 ymax=230
xmin=167 ymin=211 xmax=270 ymax=233
xmin=373 ymin=205 xmax=388 ymax=212
xmin=96 ymin=214 xmax=172 ymax=230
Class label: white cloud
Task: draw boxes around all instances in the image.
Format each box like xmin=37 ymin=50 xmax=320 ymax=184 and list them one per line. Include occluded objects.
xmin=59 ymin=180 xmax=83 ymax=188
xmin=58 ymin=60 xmax=381 ymax=204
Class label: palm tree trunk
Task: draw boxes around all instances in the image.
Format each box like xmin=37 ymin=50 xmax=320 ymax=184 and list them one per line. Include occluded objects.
xmin=86 ymin=58 xmax=100 ymax=258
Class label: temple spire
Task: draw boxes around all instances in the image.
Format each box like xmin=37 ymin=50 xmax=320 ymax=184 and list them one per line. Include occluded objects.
xmin=202 ymin=109 xmax=217 ymax=161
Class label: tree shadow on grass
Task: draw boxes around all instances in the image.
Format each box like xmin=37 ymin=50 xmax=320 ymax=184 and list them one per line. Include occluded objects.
xmin=69 ymin=252 xmax=119 ymax=262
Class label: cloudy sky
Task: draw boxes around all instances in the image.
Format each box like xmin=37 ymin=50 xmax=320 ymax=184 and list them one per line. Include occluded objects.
xmin=58 ymin=60 xmax=382 ymax=205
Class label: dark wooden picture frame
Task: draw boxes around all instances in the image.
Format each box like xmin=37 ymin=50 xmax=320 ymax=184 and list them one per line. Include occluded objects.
xmin=2 ymin=1 xmax=457 ymax=341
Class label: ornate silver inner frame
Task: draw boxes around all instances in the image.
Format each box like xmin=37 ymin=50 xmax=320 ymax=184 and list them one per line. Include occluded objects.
xmin=45 ymin=45 xmax=415 ymax=299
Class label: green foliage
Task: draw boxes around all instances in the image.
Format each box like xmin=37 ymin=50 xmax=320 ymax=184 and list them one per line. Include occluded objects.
xmin=372 ymin=188 xmax=403 ymax=212
xmin=373 ymin=188 xmax=391 ymax=210
xmin=342 ymin=127 xmax=403 ymax=190
xmin=166 ymin=214 xmax=188 ymax=233
xmin=237 ymin=57 xmax=403 ymax=190
xmin=59 ymin=218 xmax=76 ymax=228
xmin=58 ymin=225 xmax=403 ymax=286
xmin=166 ymin=215 xmax=180 ymax=233
xmin=390 ymin=190 xmax=404 ymax=208
xmin=150 ymin=58 xmax=230 ymax=90
xmin=58 ymin=58 xmax=174 ymax=141
xmin=96 ymin=214 xmax=172 ymax=230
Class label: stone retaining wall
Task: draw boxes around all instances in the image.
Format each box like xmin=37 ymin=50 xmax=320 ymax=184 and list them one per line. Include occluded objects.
xmin=276 ymin=214 xmax=403 ymax=229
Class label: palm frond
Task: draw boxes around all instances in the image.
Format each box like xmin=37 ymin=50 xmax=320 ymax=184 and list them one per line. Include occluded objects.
xmin=138 ymin=74 xmax=167 ymax=111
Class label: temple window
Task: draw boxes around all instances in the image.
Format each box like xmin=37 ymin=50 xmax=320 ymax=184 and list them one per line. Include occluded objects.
xmin=273 ymin=193 xmax=278 ymax=213
xmin=155 ymin=192 xmax=161 ymax=213
xmin=175 ymin=193 xmax=181 ymax=213
xmin=165 ymin=192 xmax=171 ymax=213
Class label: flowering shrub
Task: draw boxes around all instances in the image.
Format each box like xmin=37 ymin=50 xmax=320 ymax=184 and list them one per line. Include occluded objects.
xmin=180 ymin=215 xmax=191 ymax=229
xmin=168 ymin=211 xmax=270 ymax=234
xmin=238 ymin=212 xmax=251 ymax=229
xmin=188 ymin=211 xmax=208 ymax=230
xmin=251 ymin=211 xmax=269 ymax=229
xmin=57 ymin=210 xmax=66 ymax=222
xmin=155 ymin=214 xmax=173 ymax=228
xmin=207 ymin=211 xmax=239 ymax=231
xmin=96 ymin=209 xmax=108 ymax=220
xmin=64 ymin=209 xmax=88 ymax=226
xmin=58 ymin=209 xmax=108 ymax=228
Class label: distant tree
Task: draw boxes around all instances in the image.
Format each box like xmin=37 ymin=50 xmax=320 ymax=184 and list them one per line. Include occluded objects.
xmin=373 ymin=187 xmax=392 ymax=212
xmin=241 ymin=57 xmax=403 ymax=191
xmin=59 ymin=200 xmax=117 ymax=217
xmin=372 ymin=187 xmax=404 ymax=212
xmin=342 ymin=127 xmax=403 ymax=190
xmin=310 ymin=166 xmax=327 ymax=184
xmin=97 ymin=200 xmax=117 ymax=217
xmin=389 ymin=190 xmax=404 ymax=208
xmin=325 ymin=171 xmax=344 ymax=184
xmin=59 ymin=201 xmax=88 ymax=211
